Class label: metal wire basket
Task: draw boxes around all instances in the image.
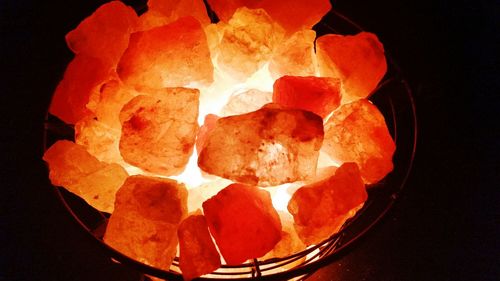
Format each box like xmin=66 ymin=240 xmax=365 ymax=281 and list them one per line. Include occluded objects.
xmin=43 ymin=4 xmax=417 ymax=280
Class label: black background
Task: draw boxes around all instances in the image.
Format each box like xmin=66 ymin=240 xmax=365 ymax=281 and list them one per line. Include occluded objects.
xmin=1 ymin=0 xmax=497 ymax=280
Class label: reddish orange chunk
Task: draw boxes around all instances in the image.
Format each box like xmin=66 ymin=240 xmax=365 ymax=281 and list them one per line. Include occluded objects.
xmin=43 ymin=140 xmax=128 ymax=213
xmin=104 ymin=175 xmax=188 ymax=269
xmin=273 ymin=76 xmax=342 ymax=119
xmin=65 ymin=1 xmax=138 ymax=66
xmin=178 ymin=211 xmax=221 ymax=280
xmin=49 ymin=55 xmax=112 ymax=124
xmin=198 ymin=104 xmax=324 ymax=186
xmin=138 ymin=0 xmax=210 ymax=31
xmin=288 ymin=163 xmax=367 ymax=245
xmin=220 ymin=89 xmax=273 ymax=117
xmin=216 ymin=8 xmax=285 ymax=80
xmin=316 ymin=32 xmax=387 ymax=103
xmin=119 ymin=88 xmax=199 ymax=175
xmin=323 ymin=99 xmax=395 ymax=184
xmin=263 ymin=211 xmax=306 ymax=259
xmin=118 ymin=16 xmax=213 ymax=89
xmin=202 ymin=183 xmax=281 ymax=265
xmin=196 ymin=114 xmax=219 ymax=154
xmin=207 ymin=0 xmax=331 ymax=34
xmin=269 ymin=30 xmax=317 ymax=79
xmin=75 ymin=117 xmax=122 ymax=164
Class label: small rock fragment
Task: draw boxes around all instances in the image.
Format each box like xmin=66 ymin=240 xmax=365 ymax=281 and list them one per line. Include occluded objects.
xmin=119 ymin=87 xmax=199 ymax=175
xmin=202 ymin=183 xmax=282 ymax=265
xmin=323 ymin=99 xmax=395 ymax=184
xmin=49 ymin=55 xmax=112 ymax=124
xmin=75 ymin=117 xmax=122 ymax=164
xmin=104 ymin=175 xmax=188 ymax=269
xmin=273 ymin=76 xmax=342 ymax=119
xmin=207 ymin=0 xmax=331 ymax=34
xmin=138 ymin=0 xmax=210 ymax=31
xmin=269 ymin=30 xmax=317 ymax=79
xmin=65 ymin=1 xmax=138 ymax=66
xmin=316 ymin=32 xmax=387 ymax=103
xmin=288 ymin=163 xmax=367 ymax=245
xmin=198 ymin=104 xmax=324 ymax=186
xmin=43 ymin=140 xmax=128 ymax=213
xmin=263 ymin=211 xmax=306 ymax=259
xmin=196 ymin=114 xmax=219 ymax=154
xmin=118 ymin=16 xmax=213 ymax=89
xmin=216 ymin=7 xmax=285 ymax=80
xmin=178 ymin=211 xmax=221 ymax=280
xmin=220 ymin=89 xmax=273 ymax=116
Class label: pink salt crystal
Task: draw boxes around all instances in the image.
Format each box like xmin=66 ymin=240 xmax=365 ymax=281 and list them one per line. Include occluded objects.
xmin=43 ymin=140 xmax=128 ymax=213
xmin=178 ymin=211 xmax=221 ymax=280
xmin=65 ymin=1 xmax=138 ymax=66
xmin=207 ymin=0 xmax=331 ymax=34
xmin=198 ymin=104 xmax=324 ymax=186
xmin=220 ymin=89 xmax=273 ymax=116
xmin=269 ymin=30 xmax=317 ymax=79
xmin=117 ymin=16 xmax=213 ymax=89
xmin=119 ymin=87 xmax=199 ymax=175
xmin=104 ymin=175 xmax=188 ymax=269
xmin=273 ymin=76 xmax=342 ymax=119
xmin=323 ymin=99 xmax=395 ymax=184
xmin=138 ymin=0 xmax=210 ymax=31
xmin=202 ymin=183 xmax=282 ymax=265
xmin=316 ymin=32 xmax=387 ymax=103
xmin=49 ymin=55 xmax=112 ymax=124
xmin=288 ymin=163 xmax=367 ymax=245
xmin=196 ymin=114 xmax=219 ymax=155
xmin=263 ymin=211 xmax=306 ymax=259
xmin=75 ymin=117 xmax=122 ymax=164
xmin=92 ymin=80 xmax=139 ymax=129
xmin=216 ymin=7 xmax=285 ymax=80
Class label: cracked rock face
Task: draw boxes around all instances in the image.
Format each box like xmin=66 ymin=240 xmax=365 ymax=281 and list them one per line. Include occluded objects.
xmin=198 ymin=104 xmax=324 ymax=187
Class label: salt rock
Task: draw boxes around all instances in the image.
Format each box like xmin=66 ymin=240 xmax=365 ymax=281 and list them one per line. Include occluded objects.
xmin=273 ymin=76 xmax=342 ymax=119
xmin=207 ymin=0 xmax=331 ymax=34
xmin=196 ymin=114 xmax=219 ymax=154
xmin=119 ymin=87 xmax=199 ymax=175
xmin=216 ymin=7 xmax=285 ymax=80
xmin=288 ymin=163 xmax=367 ymax=245
xmin=65 ymin=1 xmax=138 ymax=66
xmin=104 ymin=175 xmax=188 ymax=269
xmin=198 ymin=104 xmax=324 ymax=186
xmin=49 ymin=55 xmax=112 ymax=124
xmin=43 ymin=140 xmax=128 ymax=213
xmin=178 ymin=211 xmax=221 ymax=280
xmin=92 ymin=80 xmax=139 ymax=129
xmin=75 ymin=117 xmax=122 ymax=164
xmin=263 ymin=211 xmax=306 ymax=259
xmin=269 ymin=30 xmax=317 ymax=79
xmin=323 ymin=99 xmax=395 ymax=184
xmin=138 ymin=0 xmax=210 ymax=31
xmin=316 ymin=32 xmax=387 ymax=103
xmin=202 ymin=183 xmax=281 ymax=265
xmin=220 ymin=89 xmax=273 ymax=117
xmin=117 ymin=17 xmax=213 ymax=89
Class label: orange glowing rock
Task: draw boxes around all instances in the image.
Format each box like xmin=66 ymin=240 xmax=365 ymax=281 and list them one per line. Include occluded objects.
xmin=202 ymin=183 xmax=281 ymax=265
xmin=65 ymin=1 xmax=138 ymax=66
xmin=198 ymin=104 xmax=324 ymax=186
xmin=220 ymin=89 xmax=273 ymax=117
xmin=119 ymin=87 xmax=199 ymax=175
xmin=207 ymin=0 xmax=331 ymax=34
xmin=43 ymin=140 xmax=128 ymax=213
xmin=138 ymin=0 xmax=210 ymax=31
xmin=117 ymin=16 xmax=213 ymax=89
xmin=269 ymin=30 xmax=317 ymax=79
xmin=264 ymin=211 xmax=306 ymax=259
xmin=104 ymin=175 xmax=188 ymax=269
xmin=323 ymin=99 xmax=395 ymax=184
xmin=92 ymin=80 xmax=139 ymax=129
xmin=216 ymin=7 xmax=285 ymax=80
xmin=196 ymin=114 xmax=219 ymax=154
xmin=178 ymin=211 xmax=221 ymax=280
xmin=75 ymin=117 xmax=122 ymax=164
xmin=273 ymin=76 xmax=342 ymax=119
xmin=288 ymin=163 xmax=367 ymax=245
xmin=316 ymin=32 xmax=387 ymax=103
xmin=49 ymin=55 xmax=113 ymax=124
